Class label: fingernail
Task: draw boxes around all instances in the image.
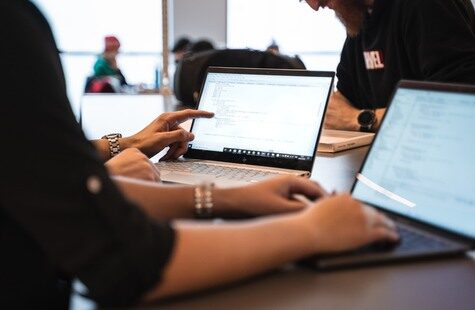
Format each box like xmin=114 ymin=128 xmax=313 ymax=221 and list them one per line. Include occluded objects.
xmin=383 ymin=217 xmax=395 ymax=229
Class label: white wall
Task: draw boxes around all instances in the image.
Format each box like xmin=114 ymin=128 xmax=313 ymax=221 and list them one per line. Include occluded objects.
xmin=171 ymin=0 xmax=227 ymax=48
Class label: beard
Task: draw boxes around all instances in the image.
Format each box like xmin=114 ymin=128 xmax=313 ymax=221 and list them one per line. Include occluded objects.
xmin=333 ymin=0 xmax=367 ymax=37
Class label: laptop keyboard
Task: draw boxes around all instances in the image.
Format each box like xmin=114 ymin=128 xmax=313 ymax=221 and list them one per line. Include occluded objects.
xmin=156 ymin=161 xmax=284 ymax=182
xmin=360 ymin=224 xmax=451 ymax=254
xmin=309 ymin=222 xmax=466 ymax=270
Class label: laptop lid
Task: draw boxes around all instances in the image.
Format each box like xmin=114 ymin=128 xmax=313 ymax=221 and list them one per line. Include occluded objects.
xmin=352 ymin=80 xmax=475 ymax=242
xmin=186 ymin=67 xmax=334 ymax=171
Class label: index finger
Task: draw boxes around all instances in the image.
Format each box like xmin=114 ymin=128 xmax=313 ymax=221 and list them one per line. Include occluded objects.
xmin=164 ymin=109 xmax=214 ymax=127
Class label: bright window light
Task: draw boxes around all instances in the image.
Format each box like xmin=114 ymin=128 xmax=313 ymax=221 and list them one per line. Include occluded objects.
xmin=227 ymin=0 xmax=347 ymax=70
xmin=32 ymin=0 xmax=162 ymax=52
xmin=30 ymin=1 xmax=163 ymax=118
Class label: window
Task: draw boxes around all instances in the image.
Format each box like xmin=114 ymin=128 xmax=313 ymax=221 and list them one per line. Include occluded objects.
xmin=227 ymin=0 xmax=347 ymax=71
xmin=32 ymin=0 xmax=162 ymax=117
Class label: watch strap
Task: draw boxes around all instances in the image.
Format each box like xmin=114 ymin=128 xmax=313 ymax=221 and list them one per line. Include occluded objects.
xmin=101 ymin=133 xmax=122 ymax=158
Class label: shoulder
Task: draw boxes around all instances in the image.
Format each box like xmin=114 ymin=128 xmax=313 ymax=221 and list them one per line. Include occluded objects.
xmin=94 ymin=57 xmax=109 ymax=69
xmin=394 ymin=0 xmax=472 ymax=12
xmin=390 ymin=0 xmax=475 ymax=30
xmin=0 ymin=1 xmax=55 ymax=54
xmin=94 ymin=57 xmax=106 ymax=65
xmin=0 ymin=1 xmax=50 ymax=30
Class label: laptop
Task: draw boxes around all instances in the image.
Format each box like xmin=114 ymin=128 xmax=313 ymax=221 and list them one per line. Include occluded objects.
xmin=157 ymin=67 xmax=334 ymax=187
xmin=317 ymin=129 xmax=375 ymax=153
xmin=307 ymin=80 xmax=475 ymax=269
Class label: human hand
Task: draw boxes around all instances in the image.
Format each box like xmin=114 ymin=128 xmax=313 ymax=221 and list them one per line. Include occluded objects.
xmin=300 ymin=194 xmax=399 ymax=254
xmin=219 ymin=176 xmax=328 ymax=216
xmin=120 ymin=109 xmax=214 ymax=159
xmin=324 ymin=91 xmax=360 ymax=131
xmin=105 ymin=148 xmax=161 ymax=182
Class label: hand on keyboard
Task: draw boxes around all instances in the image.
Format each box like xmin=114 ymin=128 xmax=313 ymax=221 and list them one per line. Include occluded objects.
xmin=298 ymin=194 xmax=399 ymax=254
xmin=226 ymin=175 xmax=328 ymax=215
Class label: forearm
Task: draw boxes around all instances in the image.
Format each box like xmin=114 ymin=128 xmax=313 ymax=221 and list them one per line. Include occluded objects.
xmin=325 ymin=91 xmax=387 ymax=132
xmin=144 ymin=213 xmax=313 ymax=301
xmin=112 ymin=176 xmax=242 ymax=220
xmin=92 ymin=139 xmax=111 ymax=161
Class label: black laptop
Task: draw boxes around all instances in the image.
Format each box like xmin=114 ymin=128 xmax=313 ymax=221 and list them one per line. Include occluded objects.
xmin=308 ymin=80 xmax=475 ymax=269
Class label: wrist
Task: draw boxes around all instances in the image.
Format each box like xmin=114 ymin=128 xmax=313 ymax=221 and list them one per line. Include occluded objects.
xmin=295 ymin=208 xmax=327 ymax=255
xmin=357 ymin=109 xmax=377 ymax=132
xmin=212 ymin=187 xmax=243 ymax=216
xmin=281 ymin=212 xmax=318 ymax=257
xmin=374 ymin=108 xmax=385 ymax=130
xmin=118 ymin=136 xmax=136 ymax=151
xmin=101 ymin=133 xmax=123 ymax=158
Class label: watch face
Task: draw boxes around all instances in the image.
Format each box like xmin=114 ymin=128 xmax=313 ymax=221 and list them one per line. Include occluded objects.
xmin=358 ymin=110 xmax=376 ymax=126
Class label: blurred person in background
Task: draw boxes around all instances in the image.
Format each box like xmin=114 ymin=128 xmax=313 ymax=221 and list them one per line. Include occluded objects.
xmin=88 ymin=35 xmax=128 ymax=92
xmin=171 ymin=37 xmax=192 ymax=63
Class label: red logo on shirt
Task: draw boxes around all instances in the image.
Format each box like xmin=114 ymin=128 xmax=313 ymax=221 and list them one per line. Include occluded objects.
xmin=363 ymin=50 xmax=385 ymax=70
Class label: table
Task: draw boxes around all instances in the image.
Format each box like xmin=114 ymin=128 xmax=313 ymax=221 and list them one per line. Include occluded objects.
xmin=148 ymin=148 xmax=475 ymax=310
xmin=77 ymin=95 xmax=475 ymax=310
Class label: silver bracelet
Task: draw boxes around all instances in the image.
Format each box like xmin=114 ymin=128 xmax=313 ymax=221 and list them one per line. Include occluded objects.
xmin=101 ymin=133 xmax=122 ymax=158
xmin=194 ymin=182 xmax=214 ymax=219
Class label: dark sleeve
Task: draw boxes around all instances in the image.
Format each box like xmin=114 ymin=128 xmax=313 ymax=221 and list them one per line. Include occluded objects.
xmin=0 ymin=2 xmax=174 ymax=306
xmin=403 ymin=0 xmax=475 ymax=83
xmin=336 ymin=38 xmax=361 ymax=107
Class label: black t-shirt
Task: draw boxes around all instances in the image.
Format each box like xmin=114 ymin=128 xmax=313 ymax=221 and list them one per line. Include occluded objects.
xmin=337 ymin=0 xmax=475 ymax=109
xmin=0 ymin=1 xmax=175 ymax=308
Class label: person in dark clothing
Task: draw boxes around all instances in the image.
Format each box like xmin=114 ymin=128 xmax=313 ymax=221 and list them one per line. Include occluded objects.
xmin=0 ymin=1 xmax=399 ymax=308
xmin=172 ymin=37 xmax=192 ymax=63
xmin=304 ymin=0 xmax=475 ymax=132
xmin=188 ymin=39 xmax=215 ymax=54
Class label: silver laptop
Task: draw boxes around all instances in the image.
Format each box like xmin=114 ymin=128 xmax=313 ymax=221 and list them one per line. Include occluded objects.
xmin=157 ymin=67 xmax=334 ymax=187
xmin=307 ymin=80 xmax=475 ymax=269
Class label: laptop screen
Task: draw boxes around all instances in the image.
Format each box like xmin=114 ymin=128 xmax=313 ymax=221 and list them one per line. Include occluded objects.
xmin=352 ymin=82 xmax=475 ymax=239
xmin=187 ymin=67 xmax=334 ymax=171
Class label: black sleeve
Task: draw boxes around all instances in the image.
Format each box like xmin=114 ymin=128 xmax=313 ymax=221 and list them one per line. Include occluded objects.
xmin=0 ymin=2 xmax=174 ymax=306
xmin=402 ymin=0 xmax=475 ymax=83
xmin=336 ymin=39 xmax=358 ymax=103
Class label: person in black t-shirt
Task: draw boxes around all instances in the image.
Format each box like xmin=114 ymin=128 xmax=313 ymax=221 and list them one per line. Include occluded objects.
xmin=0 ymin=1 xmax=399 ymax=308
xmin=303 ymin=0 xmax=475 ymax=132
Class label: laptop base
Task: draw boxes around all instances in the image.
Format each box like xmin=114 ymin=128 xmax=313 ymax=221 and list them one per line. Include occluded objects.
xmin=302 ymin=222 xmax=470 ymax=270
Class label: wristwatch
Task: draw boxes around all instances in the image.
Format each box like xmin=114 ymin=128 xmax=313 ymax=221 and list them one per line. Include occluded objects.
xmin=101 ymin=133 xmax=122 ymax=158
xmin=357 ymin=110 xmax=377 ymax=132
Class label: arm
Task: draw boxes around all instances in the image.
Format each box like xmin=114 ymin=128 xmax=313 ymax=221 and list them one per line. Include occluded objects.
xmin=142 ymin=194 xmax=399 ymax=301
xmin=324 ymin=90 xmax=386 ymax=131
xmin=92 ymin=109 xmax=214 ymax=161
xmin=113 ymin=175 xmax=328 ymax=220
xmin=105 ymin=148 xmax=161 ymax=181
